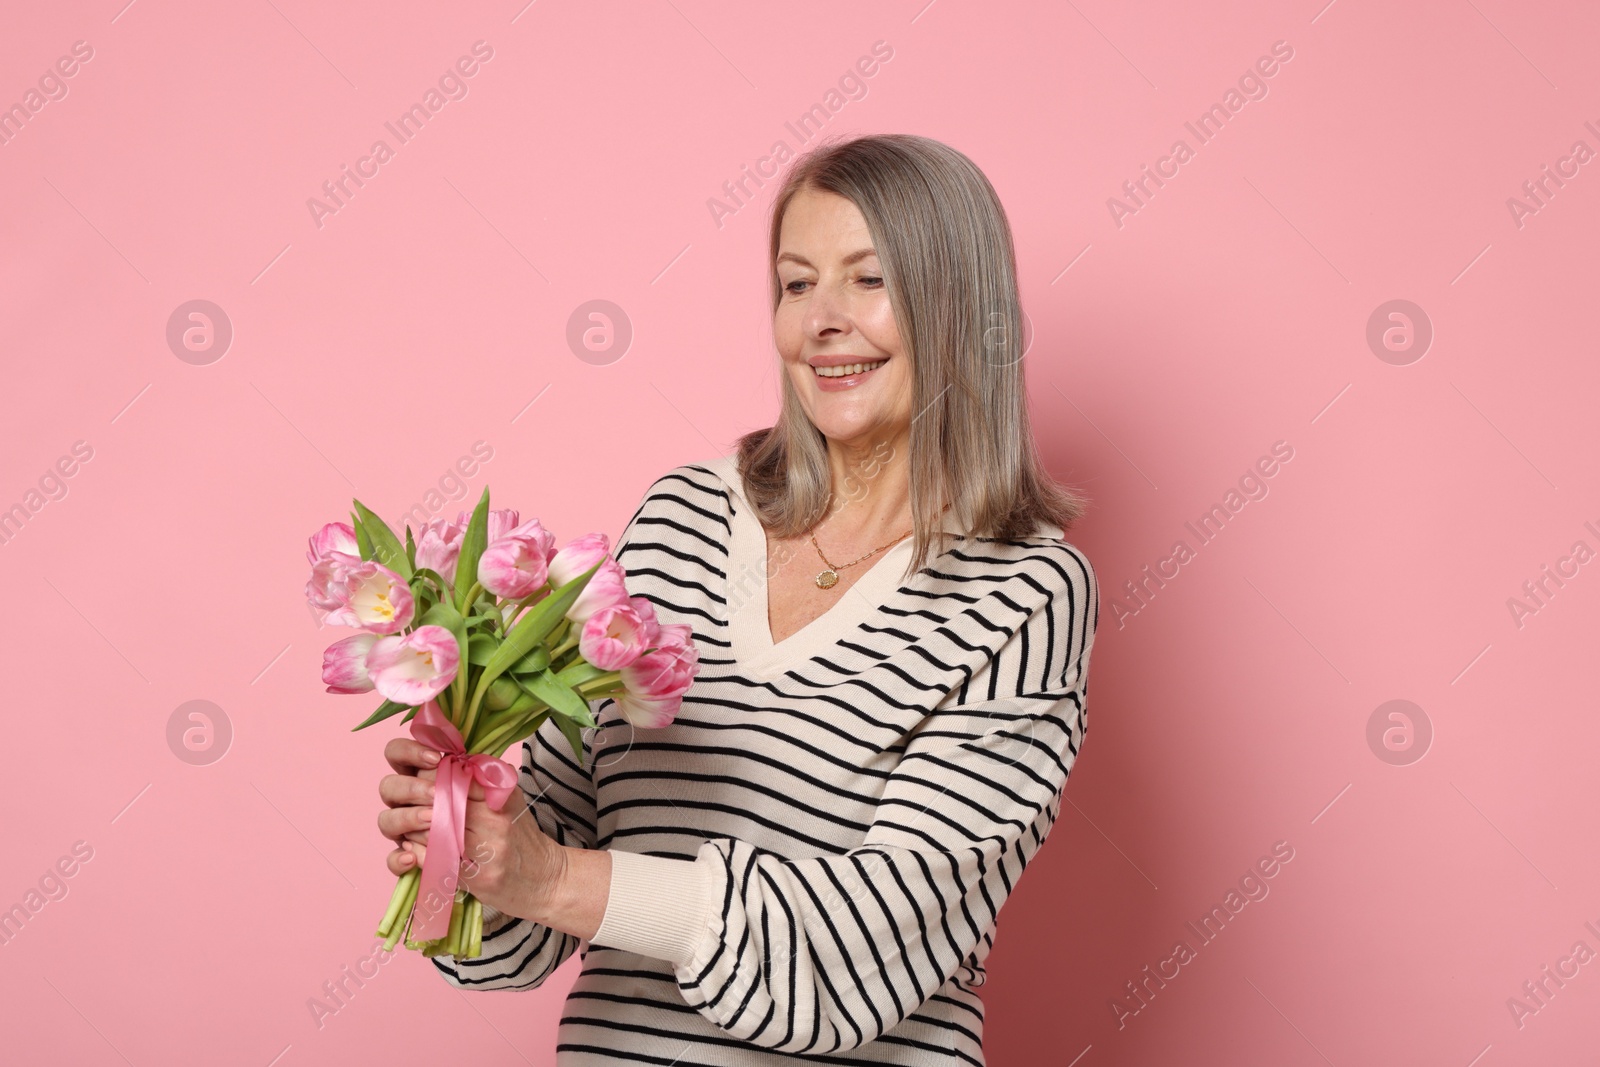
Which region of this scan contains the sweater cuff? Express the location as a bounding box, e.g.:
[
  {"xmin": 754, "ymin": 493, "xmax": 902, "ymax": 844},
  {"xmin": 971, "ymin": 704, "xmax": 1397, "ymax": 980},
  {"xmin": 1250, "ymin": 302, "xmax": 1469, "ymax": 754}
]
[{"xmin": 590, "ymin": 848, "xmax": 721, "ymax": 967}]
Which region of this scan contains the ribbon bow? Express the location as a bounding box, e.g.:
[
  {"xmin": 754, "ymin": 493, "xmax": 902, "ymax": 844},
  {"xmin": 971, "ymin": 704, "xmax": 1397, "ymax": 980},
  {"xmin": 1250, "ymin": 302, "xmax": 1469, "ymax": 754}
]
[{"xmin": 406, "ymin": 699, "xmax": 520, "ymax": 942}]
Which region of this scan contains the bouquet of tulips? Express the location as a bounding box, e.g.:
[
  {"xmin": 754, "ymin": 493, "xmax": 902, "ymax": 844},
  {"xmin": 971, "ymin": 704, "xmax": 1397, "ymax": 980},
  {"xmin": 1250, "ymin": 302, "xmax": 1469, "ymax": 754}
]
[{"xmin": 304, "ymin": 487, "xmax": 698, "ymax": 959}]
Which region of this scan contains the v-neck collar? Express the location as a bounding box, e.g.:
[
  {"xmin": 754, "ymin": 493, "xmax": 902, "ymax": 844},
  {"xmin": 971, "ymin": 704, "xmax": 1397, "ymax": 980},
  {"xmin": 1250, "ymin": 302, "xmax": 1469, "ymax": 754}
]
[{"xmin": 704, "ymin": 453, "xmax": 972, "ymax": 680}]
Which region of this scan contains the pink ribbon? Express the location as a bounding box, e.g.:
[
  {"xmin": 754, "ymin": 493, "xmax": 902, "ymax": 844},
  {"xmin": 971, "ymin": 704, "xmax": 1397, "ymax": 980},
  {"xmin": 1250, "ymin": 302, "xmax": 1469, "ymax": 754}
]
[{"xmin": 406, "ymin": 699, "xmax": 519, "ymax": 942}]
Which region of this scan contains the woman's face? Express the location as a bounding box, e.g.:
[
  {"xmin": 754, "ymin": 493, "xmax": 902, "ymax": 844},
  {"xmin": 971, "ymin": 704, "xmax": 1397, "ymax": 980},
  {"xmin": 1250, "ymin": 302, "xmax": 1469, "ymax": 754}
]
[{"xmin": 773, "ymin": 187, "xmax": 913, "ymax": 451}]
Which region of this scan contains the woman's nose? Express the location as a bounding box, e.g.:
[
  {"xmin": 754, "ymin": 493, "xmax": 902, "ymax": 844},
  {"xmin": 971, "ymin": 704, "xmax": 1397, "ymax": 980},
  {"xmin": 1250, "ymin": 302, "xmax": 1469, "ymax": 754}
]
[{"xmin": 803, "ymin": 280, "xmax": 850, "ymax": 335}]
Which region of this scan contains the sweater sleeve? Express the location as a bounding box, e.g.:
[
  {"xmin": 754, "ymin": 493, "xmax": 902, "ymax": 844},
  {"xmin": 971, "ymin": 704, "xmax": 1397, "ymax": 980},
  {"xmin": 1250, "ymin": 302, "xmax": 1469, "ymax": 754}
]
[
  {"xmin": 590, "ymin": 548, "xmax": 1099, "ymax": 1054},
  {"xmin": 430, "ymin": 708, "xmax": 599, "ymax": 990}
]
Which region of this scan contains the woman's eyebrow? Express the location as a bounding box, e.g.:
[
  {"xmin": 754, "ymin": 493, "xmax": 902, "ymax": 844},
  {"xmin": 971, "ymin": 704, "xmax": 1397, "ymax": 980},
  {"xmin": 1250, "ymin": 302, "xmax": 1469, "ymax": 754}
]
[{"xmin": 776, "ymin": 247, "xmax": 879, "ymax": 268}]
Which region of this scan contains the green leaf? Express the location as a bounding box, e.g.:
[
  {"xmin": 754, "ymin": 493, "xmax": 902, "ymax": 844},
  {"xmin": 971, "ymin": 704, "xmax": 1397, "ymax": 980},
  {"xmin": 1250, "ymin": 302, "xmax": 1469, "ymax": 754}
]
[
  {"xmin": 475, "ymin": 562, "xmax": 602, "ymax": 696},
  {"xmin": 405, "ymin": 525, "xmax": 417, "ymax": 570},
  {"xmin": 411, "ymin": 566, "xmax": 455, "ymax": 604},
  {"xmin": 352, "ymin": 509, "xmax": 374, "ymax": 560},
  {"xmin": 523, "ymin": 668, "xmax": 597, "ymax": 728},
  {"xmin": 352, "ymin": 699, "xmax": 410, "ymax": 732},
  {"xmin": 553, "ymin": 660, "xmax": 609, "ymax": 690},
  {"xmin": 467, "ymin": 632, "xmax": 499, "ymax": 666},
  {"xmin": 508, "ymin": 645, "xmax": 551, "ymax": 676},
  {"xmin": 352, "ymin": 499, "xmax": 412, "ymax": 579},
  {"xmin": 483, "ymin": 676, "xmax": 525, "ymax": 712},
  {"xmin": 550, "ymin": 705, "xmax": 587, "ymax": 764},
  {"xmin": 418, "ymin": 601, "xmax": 465, "ymax": 630},
  {"xmin": 454, "ymin": 486, "xmax": 492, "ymax": 614}
]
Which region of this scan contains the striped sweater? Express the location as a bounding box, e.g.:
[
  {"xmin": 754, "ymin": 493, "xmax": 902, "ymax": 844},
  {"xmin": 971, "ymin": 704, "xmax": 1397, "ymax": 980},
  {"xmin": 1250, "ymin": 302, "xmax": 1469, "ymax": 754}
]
[{"xmin": 431, "ymin": 453, "xmax": 1100, "ymax": 1065}]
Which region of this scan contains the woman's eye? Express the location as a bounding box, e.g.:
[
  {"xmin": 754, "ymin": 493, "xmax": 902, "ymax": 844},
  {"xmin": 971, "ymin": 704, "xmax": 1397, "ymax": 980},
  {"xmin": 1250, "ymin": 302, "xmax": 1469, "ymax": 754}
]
[{"xmin": 783, "ymin": 275, "xmax": 880, "ymax": 293}]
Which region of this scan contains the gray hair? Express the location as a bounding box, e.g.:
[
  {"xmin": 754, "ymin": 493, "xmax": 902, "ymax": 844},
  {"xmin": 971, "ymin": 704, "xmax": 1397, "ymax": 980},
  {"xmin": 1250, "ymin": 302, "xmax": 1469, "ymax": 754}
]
[{"xmin": 736, "ymin": 133, "xmax": 1090, "ymax": 580}]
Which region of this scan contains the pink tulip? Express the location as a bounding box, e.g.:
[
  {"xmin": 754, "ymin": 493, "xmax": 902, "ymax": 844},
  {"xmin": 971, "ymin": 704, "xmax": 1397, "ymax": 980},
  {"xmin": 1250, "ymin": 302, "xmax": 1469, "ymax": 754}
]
[
  {"xmin": 322, "ymin": 561, "xmax": 415, "ymax": 634},
  {"xmin": 366, "ymin": 625, "xmax": 459, "ymax": 704},
  {"xmin": 417, "ymin": 509, "xmax": 523, "ymax": 588},
  {"xmin": 414, "ymin": 516, "xmax": 465, "ymax": 577},
  {"xmin": 322, "ymin": 633, "xmax": 378, "ymax": 694},
  {"xmin": 461, "ymin": 508, "xmax": 522, "ymax": 545},
  {"xmin": 305, "ymin": 522, "xmax": 364, "ymax": 619},
  {"xmin": 548, "ymin": 533, "xmax": 611, "ymax": 588},
  {"xmin": 628, "ymin": 595, "xmax": 662, "ymax": 647},
  {"xmin": 579, "ymin": 602, "xmax": 654, "ymax": 671},
  {"xmin": 649, "ymin": 620, "xmax": 693, "ymax": 655},
  {"xmin": 307, "ymin": 521, "xmax": 358, "ymax": 565},
  {"xmin": 306, "ymin": 553, "xmax": 359, "ymax": 618},
  {"xmin": 478, "ymin": 518, "xmax": 557, "ymax": 599},
  {"xmin": 566, "ymin": 558, "xmax": 631, "ymax": 623},
  {"xmin": 614, "ymin": 623, "xmax": 697, "ymax": 728}
]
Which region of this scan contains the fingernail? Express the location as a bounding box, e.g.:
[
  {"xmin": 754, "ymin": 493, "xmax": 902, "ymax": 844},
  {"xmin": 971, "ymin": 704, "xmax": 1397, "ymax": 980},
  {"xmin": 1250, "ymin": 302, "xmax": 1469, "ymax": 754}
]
[
  {"xmin": 400, "ymin": 852, "xmax": 413, "ymax": 865},
  {"xmin": 423, "ymin": 750, "xmax": 440, "ymax": 765},
  {"xmin": 426, "ymin": 785, "xmax": 436, "ymax": 800},
  {"xmin": 421, "ymin": 809, "xmax": 432, "ymax": 823}
]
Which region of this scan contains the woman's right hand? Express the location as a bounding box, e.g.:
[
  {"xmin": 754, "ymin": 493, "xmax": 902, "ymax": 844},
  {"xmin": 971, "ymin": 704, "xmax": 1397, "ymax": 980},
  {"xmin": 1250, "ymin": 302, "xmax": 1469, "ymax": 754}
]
[{"xmin": 378, "ymin": 737, "xmax": 442, "ymax": 878}]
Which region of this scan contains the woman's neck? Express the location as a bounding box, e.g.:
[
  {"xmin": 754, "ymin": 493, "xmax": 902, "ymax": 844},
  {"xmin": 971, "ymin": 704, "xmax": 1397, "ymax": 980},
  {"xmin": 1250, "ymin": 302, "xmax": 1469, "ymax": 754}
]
[{"xmin": 817, "ymin": 433, "xmax": 914, "ymax": 541}]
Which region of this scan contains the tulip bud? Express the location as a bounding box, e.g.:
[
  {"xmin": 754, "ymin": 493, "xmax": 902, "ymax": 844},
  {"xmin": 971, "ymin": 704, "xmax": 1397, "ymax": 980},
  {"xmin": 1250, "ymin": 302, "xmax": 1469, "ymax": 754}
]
[{"xmin": 484, "ymin": 676, "xmax": 524, "ymax": 713}]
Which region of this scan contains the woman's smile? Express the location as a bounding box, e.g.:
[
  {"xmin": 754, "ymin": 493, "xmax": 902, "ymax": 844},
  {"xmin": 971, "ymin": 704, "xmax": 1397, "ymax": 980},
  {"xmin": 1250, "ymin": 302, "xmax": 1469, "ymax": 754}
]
[{"xmin": 809, "ymin": 355, "xmax": 890, "ymax": 391}]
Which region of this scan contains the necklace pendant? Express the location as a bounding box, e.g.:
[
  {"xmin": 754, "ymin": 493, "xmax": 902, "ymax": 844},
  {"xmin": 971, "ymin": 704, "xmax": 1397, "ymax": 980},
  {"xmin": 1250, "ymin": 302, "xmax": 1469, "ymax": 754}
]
[{"xmin": 815, "ymin": 569, "xmax": 839, "ymax": 589}]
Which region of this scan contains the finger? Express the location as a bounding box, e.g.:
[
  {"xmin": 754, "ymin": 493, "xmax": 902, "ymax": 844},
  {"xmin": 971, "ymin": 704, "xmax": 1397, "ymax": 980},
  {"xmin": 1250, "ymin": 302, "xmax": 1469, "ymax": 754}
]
[
  {"xmin": 466, "ymin": 781, "xmax": 521, "ymax": 813},
  {"xmin": 378, "ymin": 772, "xmax": 436, "ymax": 809},
  {"xmin": 384, "ymin": 737, "xmax": 443, "ymax": 775},
  {"xmin": 386, "ymin": 847, "xmax": 417, "ymax": 877},
  {"xmin": 376, "ymin": 804, "xmax": 433, "ymax": 843}
]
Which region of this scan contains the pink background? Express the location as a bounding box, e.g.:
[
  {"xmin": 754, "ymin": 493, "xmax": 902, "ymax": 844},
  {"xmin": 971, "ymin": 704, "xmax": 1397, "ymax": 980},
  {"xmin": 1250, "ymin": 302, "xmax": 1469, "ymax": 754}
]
[{"xmin": 2, "ymin": 1, "xmax": 1597, "ymax": 1063}]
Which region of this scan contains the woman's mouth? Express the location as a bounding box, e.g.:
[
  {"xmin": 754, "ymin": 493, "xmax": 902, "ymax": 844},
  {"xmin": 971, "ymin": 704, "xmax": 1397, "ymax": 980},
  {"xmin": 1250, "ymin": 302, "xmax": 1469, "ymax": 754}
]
[{"xmin": 812, "ymin": 359, "xmax": 887, "ymax": 390}]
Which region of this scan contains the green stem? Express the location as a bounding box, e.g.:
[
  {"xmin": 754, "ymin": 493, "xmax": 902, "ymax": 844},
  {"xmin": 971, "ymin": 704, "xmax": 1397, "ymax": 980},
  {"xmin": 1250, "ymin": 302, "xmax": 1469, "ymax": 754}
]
[
  {"xmin": 465, "ymin": 896, "xmax": 483, "ymax": 958},
  {"xmin": 380, "ymin": 868, "xmax": 421, "ymax": 951},
  {"xmin": 470, "ymin": 685, "xmax": 541, "ymax": 742},
  {"xmin": 460, "ymin": 680, "xmax": 489, "ymax": 747},
  {"xmin": 475, "ymin": 707, "xmax": 551, "ymax": 758},
  {"xmin": 376, "ymin": 867, "xmax": 417, "ymax": 938},
  {"xmin": 446, "ymin": 891, "xmax": 467, "ymax": 956},
  {"xmin": 548, "ymin": 627, "xmax": 579, "ymax": 661},
  {"xmin": 459, "ymin": 580, "xmax": 484, "ymax": 613},
  {"xmin": 505, "ymin": 586, "xmax": 554, "ymax": 629},
  {"xmin": 576, "ymin": 672, "xmax": 624, "ymax": 697},
  {"xmin": 450, "ymin": 664, "xmax": 467, "ymax": 728}
]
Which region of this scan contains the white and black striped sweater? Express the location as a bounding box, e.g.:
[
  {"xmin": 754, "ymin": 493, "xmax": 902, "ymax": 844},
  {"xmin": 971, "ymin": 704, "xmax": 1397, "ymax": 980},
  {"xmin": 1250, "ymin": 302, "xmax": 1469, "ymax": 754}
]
[{"xmin": 432, "ymin": 454, "xmax": 1100, "ymax": 1065}]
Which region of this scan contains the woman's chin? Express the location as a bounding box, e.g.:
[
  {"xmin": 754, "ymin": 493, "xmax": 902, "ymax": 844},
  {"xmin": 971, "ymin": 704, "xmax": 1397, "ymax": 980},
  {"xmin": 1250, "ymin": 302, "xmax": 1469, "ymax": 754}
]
[{"xmin": 807, "ymin": 411, "xmax": 897, "ymax": 447}]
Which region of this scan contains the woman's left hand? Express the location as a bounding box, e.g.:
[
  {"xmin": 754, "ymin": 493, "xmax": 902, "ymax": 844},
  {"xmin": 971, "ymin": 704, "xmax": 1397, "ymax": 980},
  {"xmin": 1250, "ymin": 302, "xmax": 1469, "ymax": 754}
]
[{"xmin": 401, "ymin": 774, "xmax": 567, "ymax": 924}]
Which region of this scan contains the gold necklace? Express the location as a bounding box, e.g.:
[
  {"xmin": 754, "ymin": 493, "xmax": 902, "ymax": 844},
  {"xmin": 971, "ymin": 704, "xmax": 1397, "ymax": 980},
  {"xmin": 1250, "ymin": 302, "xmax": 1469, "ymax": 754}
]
[{"xmin": 808, "ymin": 524, "xmax": 912, "ymax": 589}]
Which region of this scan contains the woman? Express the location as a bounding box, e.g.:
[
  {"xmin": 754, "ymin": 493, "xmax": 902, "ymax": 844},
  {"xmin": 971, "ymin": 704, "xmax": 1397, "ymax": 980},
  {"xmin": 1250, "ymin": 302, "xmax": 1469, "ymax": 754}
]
[{"xmin": 378, "ymin": 133, "xmax": 1100, "ymax": 1064}]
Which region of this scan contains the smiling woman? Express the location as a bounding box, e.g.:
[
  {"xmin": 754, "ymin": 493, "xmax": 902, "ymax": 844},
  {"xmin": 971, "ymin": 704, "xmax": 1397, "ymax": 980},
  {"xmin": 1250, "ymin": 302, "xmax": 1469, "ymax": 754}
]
[{"xmin": 383, "ymin": 133, "xmax": 1101, "ymax": 1065}]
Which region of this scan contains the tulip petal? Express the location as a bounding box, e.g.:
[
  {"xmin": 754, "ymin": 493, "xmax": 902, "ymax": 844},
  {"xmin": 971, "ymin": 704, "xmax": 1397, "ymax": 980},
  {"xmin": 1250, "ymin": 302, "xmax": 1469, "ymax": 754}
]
[
  {"xmin": 322, "ymin": 633, "xmax": 378, "ymax": 693},
  {"xmin": 367, "ymin": 625, "xmax": 460, "ymax": 704}
]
